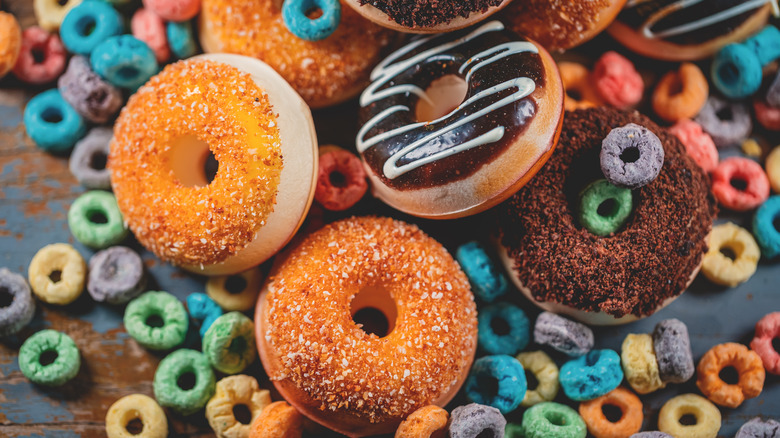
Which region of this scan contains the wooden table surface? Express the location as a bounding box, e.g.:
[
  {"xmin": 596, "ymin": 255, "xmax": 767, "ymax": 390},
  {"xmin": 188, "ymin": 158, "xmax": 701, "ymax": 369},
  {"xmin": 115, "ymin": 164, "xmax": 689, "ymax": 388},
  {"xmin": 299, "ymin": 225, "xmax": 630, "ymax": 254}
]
[{"xmin": 1, "ymin": 0, "xmax": 779, "ymax": 437}]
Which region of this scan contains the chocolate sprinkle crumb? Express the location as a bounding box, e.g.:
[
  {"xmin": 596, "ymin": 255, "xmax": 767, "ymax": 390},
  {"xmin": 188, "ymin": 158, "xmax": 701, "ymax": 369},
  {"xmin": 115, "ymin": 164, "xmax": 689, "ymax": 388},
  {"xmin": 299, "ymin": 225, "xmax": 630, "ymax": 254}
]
[{"xmin": 362, "ymin": 0, "xmax": 503, "ymax": 28}]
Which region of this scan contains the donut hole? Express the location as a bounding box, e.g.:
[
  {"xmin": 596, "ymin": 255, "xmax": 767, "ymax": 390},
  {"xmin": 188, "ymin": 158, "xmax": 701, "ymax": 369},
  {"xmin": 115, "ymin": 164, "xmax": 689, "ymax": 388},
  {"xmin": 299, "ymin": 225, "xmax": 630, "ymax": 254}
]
[
  {"xmin": 620, "ymin": 146, "xmax": 640, "ymax": 163},
  {"xmin": 719, "ymin": 365, "xmax": 740, "ymax": 385},
  {"xmin": 350, "ymin": 284, "xmax": 397, "ymax": 338},
  {"xmin": 41, "ymin": 107, "xmax": 63, "ymax": 124},
  {"xmin": 31, "ymin": 47, "xmax": 46, "ymax": 64},
  {"xmin": 225, "ymin": 275, "xmax": 248, "ymax": 294},
  {"xmin": 87, "ymin": 209, "xmax": 109, "ymax": 225},
  {"xmin": 177, "ymin": 371, "xmax": 196, "ymax": 390},
  {"xmin": 76, "ymin": 16, "xmax": 97, "ymax": 37},
  {"xmin": 232, "ymin": 403, "xmax": 253, "ymax": 424},
  {"xmin": 490, "ymin": 316, "xmax": 511, "ymax": 336},
  {"xmin": 49, "ymin": 270, "xmax": 62, "ymax": 283},
  {"xmin": 145, "ymin": 314, "xmax": 164, "ymax": 328},
  {"xmin": 415, "ymin": 75, "xmax": 468, "ymax": 123},
  {"xmin": 169, "ymin": 135, "xmax": 220, "ymax": 188},
  {"xmin": 716, "ymin": 105, "xmax": 734, "ymax": 121},
  {"xmin": 0, "ymin": 287, "xmax": 13, "ymax": 308},
  {"xmin": 305, "ymin": 7, "xmax": 323, "ymax": 19},
  {"xmin": 125, "ymin": 417, "xmax": 144, "ymax": 435},
  {"xmin": 524, "ymin": 369, "xmax": 539, "ymax": 390},
  {"xmin": 718, "ymin": 63, "xmax": 740, "ymax": 88},
  {"xmin": 90, "ymin": 151, "xmax": 108, "ymax": 171},
  {"xmin": 601, "ymin": 403, "xmax": 623, "ymax": 423},
  {"xmin": 730, "ymin": 177, "xmax": 748, "ymax": 191},
  {"xmin": 719, "ymin": 245, "xmax": 738, "ymax": 261},
  {"xmin": 679, "ymin": 413, "xmax": 698, "ymax": 426},
  {"xmin": 39, "ymin": 349, "xmax": 58, "ymax": 366},
  {"xmin": 597, "ymin": 198, "xmax": 619, "ymax": 218}
]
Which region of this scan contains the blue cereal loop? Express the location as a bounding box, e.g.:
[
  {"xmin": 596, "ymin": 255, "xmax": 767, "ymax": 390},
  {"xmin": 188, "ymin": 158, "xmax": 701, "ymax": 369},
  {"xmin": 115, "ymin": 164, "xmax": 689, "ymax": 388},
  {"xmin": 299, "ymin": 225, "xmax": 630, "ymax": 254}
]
[
  {"xmin": 166, "ymin": 21, "xmax": 197, "ymax": 60},
  {"xmin": 559, "ymin": 349, "xmax": 623, "ymax": 401},
  {"xmin": 712, "ymin": 44, "xmax": 762, "ymax": 99},
  {"xmin": 753, "ymin": 195, "xmax": 780, "ymax": 259},
  {"xmin": 477, "ymin": 303, "xmax": 530, "ymax": 356},
  {"xmin": 90, "ymin": 35, "xmax": 158, "ymax": 90},
  {"xmin": 282, "ymin": 0, "xmax": 341, "ymax": 41},
  {"xmin": 455, "ymin": 241, "xmax": 508, "ymax": 303},
  {"xmin": 186, "ymin": 293, "xmax": 223, "ymax": 338},
  {"xmin": 60, "ymin": 0, "xmax": 123, "ymax": 56},
  {"xmin": 465, "ymin": 355, "xmax": 527, "ymax": 414},
  {"xmin": 24, "ymin": 89, "xmax": 86, "ymax": 152}
]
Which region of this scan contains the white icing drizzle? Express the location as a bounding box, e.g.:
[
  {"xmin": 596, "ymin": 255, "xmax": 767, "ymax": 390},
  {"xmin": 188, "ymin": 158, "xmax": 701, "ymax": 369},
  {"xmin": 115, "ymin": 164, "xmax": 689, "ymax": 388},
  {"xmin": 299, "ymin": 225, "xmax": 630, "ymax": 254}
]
[{"xmin": 357, "ymin": 21, "xmax": 539, "ymax": 180}]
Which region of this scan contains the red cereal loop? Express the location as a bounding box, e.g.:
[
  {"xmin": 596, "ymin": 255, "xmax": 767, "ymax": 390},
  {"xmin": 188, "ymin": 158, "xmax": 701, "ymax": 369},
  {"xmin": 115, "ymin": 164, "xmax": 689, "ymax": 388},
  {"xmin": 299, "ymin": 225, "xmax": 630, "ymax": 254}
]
[
  {"xmin": 669, "ymin": 119, "xmax": 719, "ymax": 173},
  {"xmin": 750, "ymin": 312, "xmax": 780, "ymax": 375},
  {"xmin": 12, "ymin": 26, "xmax": 66, "ymax": 84},
  {"xmin": 754, "ymin": 99, "xmax": 780, "ymax": 131},
  {"xmin": 592, "ymin": 51, "xmax": 644, "ymax": 109},
  {"xmin": 314, "ymin": 148, "xmax": 368, "ymax": 211},
  {"xmin": 711, "ymin": 157, "xmax": 770, "ymax": 211},
  {"xmin": 131, "ymin": 8, "xmax": 170, "ymax": 64}
]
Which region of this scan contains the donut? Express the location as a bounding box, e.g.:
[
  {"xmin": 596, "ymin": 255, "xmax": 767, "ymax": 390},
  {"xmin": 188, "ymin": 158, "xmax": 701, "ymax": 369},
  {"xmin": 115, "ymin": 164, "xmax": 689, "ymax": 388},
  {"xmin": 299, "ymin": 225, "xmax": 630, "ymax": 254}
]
[
  {"xmin": 357, "ymin": 21, "xmax": 563, "ymax": 219},
  {"xmin": 343, "ymin": 0, "xmax": 511, "ymax": 33},
  {"xmin": 608, "ymin": 0, "xmax": 774, "ymax": 61},
  {"xmin": 110, "ymin": 55, "xmax": 318, "ymax": 275},
  {"xmin": 496, "ymin": 108, "xmax": 716, "ymax": 325},
  {"xmin": 255, "ymin": 216, "xmax": 477, "ymax": 436},
  {"xmin": 199, "ymin": 0, "xmax": 397, "ymax": 108}
]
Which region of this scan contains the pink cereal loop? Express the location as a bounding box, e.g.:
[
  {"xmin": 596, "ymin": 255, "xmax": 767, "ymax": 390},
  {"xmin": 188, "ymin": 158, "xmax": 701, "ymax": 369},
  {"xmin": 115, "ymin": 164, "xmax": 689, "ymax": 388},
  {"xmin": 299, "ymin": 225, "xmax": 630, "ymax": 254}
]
[
  {"xmin": 754, "ymin": 100, "xmax": 780, "ymax": 131},
  {"xmin": 142, "ymin": 0, "xmax": 200, "ymax": 22},
  {"xmin": 669, "ymin": 119, "xmax": 719, "ymax": 173},
  {"xmin": 750, "ymin": 312, "xmax": 780, "ymax": 375},
  {"xmin": 12, "ymin": 26, "xmax": 66, "ymax": 84},
  {"xmin": 131, "ymin": 8, "xmax": 170, "ymax": 63},
  {"xmin": 592, "ymin": 51, "xmax": 644, "ymax": 109},
  {"xmin": 314, "ymin": 148, "xmax": 368, "ymax": 211},
  {"xmin": 711, "ymin": 157, "xmax": 770, "ymax": 211}
]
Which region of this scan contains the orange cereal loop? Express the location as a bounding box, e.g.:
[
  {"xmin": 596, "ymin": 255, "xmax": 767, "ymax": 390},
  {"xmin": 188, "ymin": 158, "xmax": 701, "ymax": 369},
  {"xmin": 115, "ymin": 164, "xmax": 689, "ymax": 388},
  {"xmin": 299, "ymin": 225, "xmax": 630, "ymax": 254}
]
[
  {"xmin": 578, "ymin": 387, "xmax": 643, "ymax": 438},
  {"xmin": 395, "ymin": 405, "xmax": 448, "ymax": 438},
  {"xmin": 249, "ymin": 401, "xmax": 305, "ymax": 438},
  {"xmin": 559, "ymin": 62, "xmax": 603, "ymax": 111},
  {"xmin": 652, "ymin": 63, "xmax": 709, "ymax": 122},
  {"xmin": 696, "ymin": 342, "xmax": 766, "ymax": 408}
]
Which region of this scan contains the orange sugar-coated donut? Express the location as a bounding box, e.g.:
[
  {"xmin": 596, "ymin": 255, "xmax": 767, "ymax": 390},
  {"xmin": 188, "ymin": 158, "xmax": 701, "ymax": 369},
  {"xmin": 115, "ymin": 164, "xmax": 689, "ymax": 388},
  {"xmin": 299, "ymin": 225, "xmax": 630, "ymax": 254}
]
[
  {"xmin": 578, "ymin": 387, "xmax": 643, "ymax": 438},
  {"xmin": 111, "ymin": 55, "xmax": 318, "ymax": 275},
  {"xmin": 395, "ymin": 405, "xmax": 448, "ymax": 438},
  {"xmin": 559, "ymin": 62, "xmax": 603, "ymax": 112},
  {"xmin": 199, "ymin": 0, "xmax": 397, "ymax": 109},
  {"xmin": 696, "ymin": 342, "xmax": 766, "ymax": 408},
  {"xmin": 249, "ymin": 401, "xmax": 306, "ymax": 438},
  {"xmin": 255, "ymin": 216, "xmax": 478, "ymax": 437},
  {"xmin": 652, "ymin": 63, "xmax": 709, "ymax": 123}
]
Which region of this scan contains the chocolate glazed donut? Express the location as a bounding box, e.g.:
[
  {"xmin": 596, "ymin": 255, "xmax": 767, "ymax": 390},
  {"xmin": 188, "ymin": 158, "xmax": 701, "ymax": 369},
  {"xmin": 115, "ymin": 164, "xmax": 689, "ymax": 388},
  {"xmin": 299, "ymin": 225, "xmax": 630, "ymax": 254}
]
[{"xmin": 357, "ymin": 21, "xmax": 564, "ymax": 218}]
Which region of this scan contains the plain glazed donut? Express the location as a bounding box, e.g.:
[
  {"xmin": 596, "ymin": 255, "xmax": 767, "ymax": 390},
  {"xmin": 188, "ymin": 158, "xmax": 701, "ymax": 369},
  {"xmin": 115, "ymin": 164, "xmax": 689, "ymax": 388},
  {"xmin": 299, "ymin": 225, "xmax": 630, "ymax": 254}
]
[
  {"xmin": 199, "ymin": 0, "xmax": 396, "ymax": 108},
  {"xmin": 110, "ymin": 55, "xmax": 318, "ymax": 275},
  {"xmin": 357, "ymin": 21, "xmax": 563, "ymax": 219},
  {"xmin": 255, "ymin": 216, "xmax": 478, "ymax": 437},
  {"xmin": 344, "ymin": 0, "xmax": 511, "ymax": 33}
]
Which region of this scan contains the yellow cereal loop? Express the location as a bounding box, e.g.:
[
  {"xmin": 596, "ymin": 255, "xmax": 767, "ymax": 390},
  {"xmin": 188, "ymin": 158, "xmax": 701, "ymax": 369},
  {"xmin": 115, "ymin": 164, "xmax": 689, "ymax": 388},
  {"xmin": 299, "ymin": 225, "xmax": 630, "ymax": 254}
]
[
  {"xmin": 741, "ymin": 139, "xmax": 762, "ymax": 158},
  {"xmin": 206, "ymin": 267, "xmax": 263, "ymax": 312},
  {"xmin": 206, "ymin": 374, "xmax": 271, "ymax": 438},
  {"xmin": 621, "ymin": 333, "xmax": 665, "ymax": 394},
  {"xmin": 105, "ymin": 394, "xmax": 168, "ymax": 438},
  {"xmin": 701, "ymin": 223, "xmax": 760, "ymax": 287},
  {"xmin": 33, "ymin": 0, "xmax": 82, "ymax": 32},
  {"xmin": 28, "ymin": 243, "xmax": 86, "ymax": 305},
  {"xmin": 516, "ymin": 350, "xmax": 559, "ymax": 407},
  {"xmin": 766, "ymin": 146, "xmax": 780, "ymax": 193},
  {"xmin": 658, "ymin": 393, "xmax": 721, "ymax": 438}
]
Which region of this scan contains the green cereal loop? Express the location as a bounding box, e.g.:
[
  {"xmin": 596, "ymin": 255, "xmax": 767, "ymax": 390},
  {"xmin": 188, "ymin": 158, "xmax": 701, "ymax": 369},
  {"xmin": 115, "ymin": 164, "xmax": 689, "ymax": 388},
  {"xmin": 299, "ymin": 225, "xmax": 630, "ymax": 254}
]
[
  {"xmin": 124, "ymin": 291, "xmax": 188, "ymax": 351},
  {"xmin": 153, "ymin": 349, "xmax": 215, "ymax": 415},
  {"xmin": 203, "ymin": 312, "xmax": 256, "ymax": 374},
  {"xmin": 67, "ymin": 190, "xmax": 128, "ymax": 249},
  {"xmin": 578, "ymin": 179, "xmax": 633, "ymax": 237},
  {"xmin": 521, "ymin": 402, "xmax": 587, "ymax": 438},
  {"xmin": 19, "ymin": 329, "xmax": 81, "ymax": 386}
]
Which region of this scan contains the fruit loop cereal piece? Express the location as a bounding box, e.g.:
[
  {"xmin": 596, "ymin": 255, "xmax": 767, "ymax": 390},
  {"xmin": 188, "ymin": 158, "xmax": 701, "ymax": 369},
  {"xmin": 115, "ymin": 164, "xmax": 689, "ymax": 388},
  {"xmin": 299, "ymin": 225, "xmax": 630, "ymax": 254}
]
[
  {"xmin": 600, "ymin": 123, "xmax": 664, "ymax": 189},
  {"xmin": 448, "ymin": 403, "xmax": 506, "ymax": 438},
  {"xmin": 533, "ymin": 311, "xmax": 594, "ymax": 357},
  {"xmin": 652, "ymin": 63, "xmax": 708, "ymax": 122},
  {"xmin": 68, "ymin": 191, "xmax": 129, "ymax": 249},
  {"xmin": 394, "ymin": 405, "xmax": 448, "ymax": 438},
  {"xmin": 166, "ymin": 21, "xmax": 197, "ymax": 59},
  {"xmin": 69, "ymin": 127, "xmax": 112, "ymax": 190},
  {"xmin": 712, "ymin": 26, "xmax": 780, "ymax": 99},
  {"xmin": 658, "ymin": 394, "xmax": 721, "ymax": 438},
  {"xmin": 124, "ymin": 291, "xmax": 189, "ymax": 351},
  {"xmin": 0, "ymin": 268, "xmax": 35, "ymax": 337},
  {"xmin": 314, "ymin": 148, "xmax": 368, "ymax": 211},
  {"xmin": 12, "ymin": 26, "xmax": 66, "ymax": 84},
  {"xmin": 621, "ymin": 334, "xmax": 665, "ymax": 394},
  {"xmin": 668, "ymin": 119, "xmax": 718, "ymax": 173},
  {"xmin": 753, "ymin": 196, "xmax": 780, "ymax": 259},
  {"xmin": 203, "ymin": 312, "xmax": 256, "ymax": 374},
  {"xmin": 131, "ymin": 9, "xmax": 170, "ymax": 64},
  {"xmin": 579, "ymin": 387, "xmax": 643, "ymax": 438},
  {"xmin": 153, "ymin": 349, "xmax": 216, "ymax": 415},
  {"xmin": 477, "ymin": 302, "xmax": 530, "ymax": 356},
  {"xmin": 105, "ymin": 394, "xmax": 168, "ymax": 438},
  {"xmin": 58, "ymin": 57, "xmax": 123, "ymax": 124},
  {"xmin": 751, "ymin": 312, "xmax": 780, "ymax": 375},
  {"xmin": 767, "ymin": 146, "xmax": 780, "ymax": 193},
  {"xmin": 143, "ymin": 0, "xmax": 200, "ymax": 22},
  {"xmin": 18, "ymin": 329, "xmax": 80, "ymax": 386},
  {"xmin": 249, "ymin": 401, "xmax": 306, "ymax": 438},
  {"xmin": 559, "ymin": 350, "xmax": 623, "ymax": 401},
  {"xmin": 186, "ymin": 292, "xmax": 223, "ymax": 337},
  {"xmin": 592, "ymin": 51, "xmax": 644, "ymax": 109},
  {"xmin": 24, "ymin": 89, "xmax": 86, "ymax": 152},
  {"xmin": 33, "ymin": 0, "xmax": 82, "ymax": 32},
  {"xmin": 516, "ymin": 351, "xmax": 559, "ymax": 407},
  {"xmin": 282, "ymin": 0, "xmax": 341, "ymax": 42},
  {"xmin": 701, "ymin": 222, "xmax": 760, "ymax": 287},
  {"xmin": 206, "ymin": 268, "xmax": 263, "ymax": 312},
  {"xmin": 559, "ymin": 62, "xmax": 602, "ymax": 111},
  {"xmin": 695, "ymin": 95, "xmax": 752, "ymax": 148},
  {"xmin": 742, "ymin": 139, "xmax": 763, "ymax": 158},
  {"xmin": 455, "ymin": 241, "xmax": 508, "ymax": 303},
  {"xmin": 696, "ymin": 342, "xmax": 765, "ymax": 408},
  {"xmin": 630, "ymin": 433, "xmax": 673, "ymax": 438},
  {"xmin": 711, "ymin": 157, "xmax": 770, "ymax": 211},
  {"xmin": 87, "ymin": 246, "xmax": 146, "ymax": 305},
  {"xmin": 0, "ymin": 12, "xmax": 21, "ymax": 79},
  {"xmin": 90, "ymin": 35, "xmax": 158, "ymax": 90},
  {"xmin": 206, "ymin": 374, "xmax": 271, "ymax": 438},
  {"xmin": 60, "ymin": 1, "xmax": 123, "ymax": 56},
  {"xmin": 464, "ymin": 355, "xmax": 526, "ymax": 414},
  {"xmin": 28, "ymin": 243, "xmax": 85, "ymax": 305},
  {"xmin": 521, "ymin": 402, "xmax": 586, "ymax": 438},
  {"xmin": 754, "ymin": 99, "xmax": 780, "ymax": 131},
  {"xmin": 652, "ymin": 318, "xmax": 694, "ymax": 384},
  {"xmin": 578, "ymin": 179, "xmax": 633, "ymax": 237},
  {"xmin": 736, "ymin": 417, "xmax": 780, "ymax": 438}
]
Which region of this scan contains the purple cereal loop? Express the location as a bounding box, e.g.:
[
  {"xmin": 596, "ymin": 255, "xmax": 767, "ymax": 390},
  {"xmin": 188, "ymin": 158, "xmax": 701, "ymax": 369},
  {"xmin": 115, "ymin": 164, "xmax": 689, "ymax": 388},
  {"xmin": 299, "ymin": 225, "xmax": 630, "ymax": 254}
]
[
  {"xmin": 69, "ymin": 127, "xmax": 112, "ymax": 189},
  {"xmin": 87, "ymin": 246, "xmax": 146, "ymax": 304},
  {"xmin": 58, "ymin": 55, "xmax": 123, "ymax": 124},
  {"xmin": 600, "ymin": 123, "xmax": 664, "ymax": 189}
]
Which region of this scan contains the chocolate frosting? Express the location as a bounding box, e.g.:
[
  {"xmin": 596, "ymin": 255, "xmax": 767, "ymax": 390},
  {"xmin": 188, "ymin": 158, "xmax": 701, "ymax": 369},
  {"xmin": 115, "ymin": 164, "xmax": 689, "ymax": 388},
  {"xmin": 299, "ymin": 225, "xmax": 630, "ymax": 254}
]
[{"xmin": 361, "ymin": 0, "xmax": 503, "ymax": 28}]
